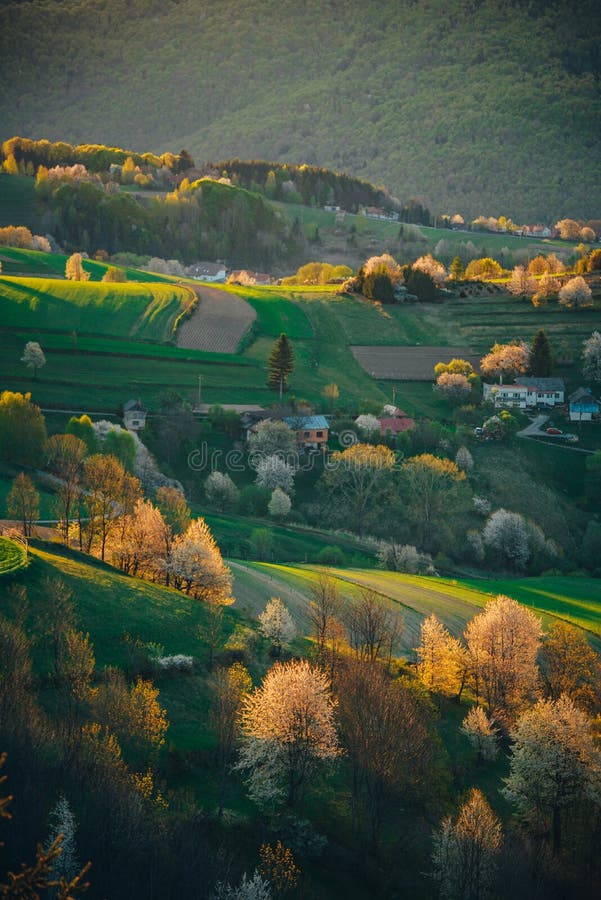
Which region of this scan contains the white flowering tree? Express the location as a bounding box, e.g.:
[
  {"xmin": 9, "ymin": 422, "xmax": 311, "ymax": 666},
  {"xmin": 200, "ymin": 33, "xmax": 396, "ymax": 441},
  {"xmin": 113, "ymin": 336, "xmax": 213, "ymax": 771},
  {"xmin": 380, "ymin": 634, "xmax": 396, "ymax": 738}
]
[
  {"xmin": 255, "ymin": 455, "xmax": 295, "ymax": 494},
  {"xmin": 435, "ymin": 373, "xmax": 472, "ymax": 403},
  {"xmin": 431, "ymin": 789, "xmax": 502, "ymax": 900},
  {"xmin": 413, "ymin": 253, "xmax": 447, "ymax": 285},
  {"xmin": 267, "ymin": 487, "xmax": 291, "ymax": 519},
  {"xmin": 461, "ymin": 707, "xmax": 498, "ymax": 763},
  {"xmin": 21, "ymin": 341, "xmax": 46, "ymax": 380},
  {"xmin": 258, "ymin": 597, "xmax": 296, "ymax": 654},
  {"xmin": 503, "ymin": 695, "xmax": 601, "ymax": 855},
  {"xmin": 46, "ymin": 796, "xmax": 80, "ymax": 884},
  {"xmin": 248, "ymin": 419, "xmax": 296, "ymax": 456},
  {"xmin": 508, "ymin": 265, "xmax": 537, "ymax": 297},
  {"xmin": 168, "ymin": 517, "xmax": 232, "ymax": 602},
  {"xmin": 481, "ymin": 508, "xmax": 530, "ymax": 571},
  {"xmin": 354, "ymin": 413, "xmax": 381, "ymax": 435},
  {"xmin": 582, "ymin": 331, "xmax": 601, "ymax": 382},
  {"xmin": 205, "ymin": 471, "xmax": 239, "ymax": 510},
  {"xmin": 237, "ymin": 659, "xmax": 341, "ymax": 806},
  {"xmin": 559, "ymin": 276, "xmax": 593, "ymax": 309},
  {"xmin": 455, "ymin": 446, "xmax": 473, "ymax": 472},
  {"xmin": 480, "ymin": 342, "xmax": 530, "ymax": 383}
]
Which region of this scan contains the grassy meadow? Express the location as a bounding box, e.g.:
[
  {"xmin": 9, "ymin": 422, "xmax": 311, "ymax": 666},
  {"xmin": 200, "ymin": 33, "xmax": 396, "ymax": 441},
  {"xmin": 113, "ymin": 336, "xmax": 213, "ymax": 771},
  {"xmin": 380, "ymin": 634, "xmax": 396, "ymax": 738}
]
[{"xmin": 1, "ymin": 254, "xmax": 599, "ymax": 413}]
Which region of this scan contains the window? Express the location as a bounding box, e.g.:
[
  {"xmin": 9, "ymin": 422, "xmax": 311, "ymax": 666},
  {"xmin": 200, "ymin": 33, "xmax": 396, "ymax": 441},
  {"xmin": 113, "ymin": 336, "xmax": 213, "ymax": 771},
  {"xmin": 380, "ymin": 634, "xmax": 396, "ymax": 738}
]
[
  {"xmin": 304, "ymin": 431, "xmax": 310, "ymax": 437},
  {"xmin": 316, "ymin": 431, "xmax": 323, "ymax": 437}
]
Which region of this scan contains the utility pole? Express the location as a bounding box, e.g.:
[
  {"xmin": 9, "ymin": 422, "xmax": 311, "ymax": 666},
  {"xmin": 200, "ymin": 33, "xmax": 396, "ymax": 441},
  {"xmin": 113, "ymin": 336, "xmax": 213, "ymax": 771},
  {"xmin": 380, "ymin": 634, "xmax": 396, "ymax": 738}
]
[{"xmin": 198, "ymin": 374, "xmax": 202, "ymax": 409}]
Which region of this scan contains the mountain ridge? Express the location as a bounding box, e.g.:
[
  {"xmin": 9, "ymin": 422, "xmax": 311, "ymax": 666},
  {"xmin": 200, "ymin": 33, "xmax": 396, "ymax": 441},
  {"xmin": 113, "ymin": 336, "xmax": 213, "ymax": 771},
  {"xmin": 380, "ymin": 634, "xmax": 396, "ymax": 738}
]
[{"xmin": 1, "ymin": 0, "xmax": 600, "ymax": 219}]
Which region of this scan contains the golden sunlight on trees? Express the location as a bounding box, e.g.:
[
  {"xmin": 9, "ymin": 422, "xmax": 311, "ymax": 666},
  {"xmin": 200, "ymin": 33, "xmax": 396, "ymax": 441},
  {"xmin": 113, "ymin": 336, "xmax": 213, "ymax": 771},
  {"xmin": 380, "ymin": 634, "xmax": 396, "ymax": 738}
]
[
  {"xmin": 65, "ymin": 252, "xmax": 90, "ymax": 281},
  {"xmin": 211, "ymin": 662, "xmax": 252, "ymax": 817},
  {"xmin": 465, "ymin": 596, "xmax": 542, "ymax": 722},
  {"xmin": 238, "ymin": 659, "xmax": 341, "ymax": 807},
  {"xmin": 432, "ymin": 789, "xmax": 502, "ymax": 900},
  {"xmin": 323, "ymin": 443, "xmax": 395, "ymax": 535},
  {"xmin": 480, "ymin": 342, "xmax": 530, "ymax": 382},
  {"xmin": 416, "ymin": 614, "xmax": 466, "ymax": 699}
]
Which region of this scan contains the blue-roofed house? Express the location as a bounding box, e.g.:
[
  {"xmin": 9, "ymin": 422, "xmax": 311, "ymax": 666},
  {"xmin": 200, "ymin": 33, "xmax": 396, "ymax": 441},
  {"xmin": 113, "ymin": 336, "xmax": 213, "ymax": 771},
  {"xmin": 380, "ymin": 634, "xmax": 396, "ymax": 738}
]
[
  {"xmin": 284, "ymin": 415, "xmax": 329, "ymax": 450},
  {"xmin": 569, "ymin": 388, "xmax": 601, "ymax": 422}
]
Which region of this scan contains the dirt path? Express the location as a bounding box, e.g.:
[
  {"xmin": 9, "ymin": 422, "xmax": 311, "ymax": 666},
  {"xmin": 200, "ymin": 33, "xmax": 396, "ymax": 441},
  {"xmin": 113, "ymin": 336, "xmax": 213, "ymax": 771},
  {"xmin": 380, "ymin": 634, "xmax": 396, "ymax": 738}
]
[{"xmin": 176, "ymin": 285, "xmax": 256, "ymax": 353}]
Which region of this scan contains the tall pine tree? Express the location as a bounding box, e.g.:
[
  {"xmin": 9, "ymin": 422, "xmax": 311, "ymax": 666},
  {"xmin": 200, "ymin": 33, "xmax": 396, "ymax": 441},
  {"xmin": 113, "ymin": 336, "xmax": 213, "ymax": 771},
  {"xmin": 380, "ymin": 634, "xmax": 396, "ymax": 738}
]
[
  {"xmin": 267, "ymin": 333, "xmax": 294, "ymax": 397},
  {"xmin": 529, "ymin": 329, "xmax": 552, "ymax": 376}
]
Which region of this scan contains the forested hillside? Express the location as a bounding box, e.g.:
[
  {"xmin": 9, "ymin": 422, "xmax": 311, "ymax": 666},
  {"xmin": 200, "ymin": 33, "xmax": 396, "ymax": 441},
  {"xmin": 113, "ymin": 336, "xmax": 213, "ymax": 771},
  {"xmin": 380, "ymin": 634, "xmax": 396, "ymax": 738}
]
[{"xmin": 1, "ymin": 0, "xmax": 599, "ymax": 221}]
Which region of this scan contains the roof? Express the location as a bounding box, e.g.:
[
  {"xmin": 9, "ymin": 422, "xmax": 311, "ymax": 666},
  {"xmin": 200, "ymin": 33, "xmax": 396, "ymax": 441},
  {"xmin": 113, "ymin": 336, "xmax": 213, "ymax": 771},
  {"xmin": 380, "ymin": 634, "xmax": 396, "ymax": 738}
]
[
  {"xmin": 284, "ymin": 415, "xmax": 329, "ymax": 431},
  {"xmin": 188, "ymin": 261, "xmax": 226, "ymax": 277},
  {"xmin": 569, "ymin": 387, "xmax": 600, "ymax": 405},
  {"xmin": 379, "ymin": 416, "xmax": 415, "ymax": 434},
  {"xmin": 515, "ymin": 377, "xmax": 565, "ymax": 392},
  {"xmin": 123, "ymin": 399, "xmax": 145, "ymax": 412}
]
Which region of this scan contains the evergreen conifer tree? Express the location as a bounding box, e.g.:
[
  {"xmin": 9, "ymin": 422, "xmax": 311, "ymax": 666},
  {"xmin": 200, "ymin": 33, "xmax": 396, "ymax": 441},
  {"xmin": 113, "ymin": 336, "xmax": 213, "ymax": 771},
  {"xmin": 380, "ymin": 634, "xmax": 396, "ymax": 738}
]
[
  {"xmin": 267, "ymin": 333, "xmax": 294, "ymax": 397},
  {"xmin": 529, "ymin": 329, "xmax": 552, "ymax": 376}
]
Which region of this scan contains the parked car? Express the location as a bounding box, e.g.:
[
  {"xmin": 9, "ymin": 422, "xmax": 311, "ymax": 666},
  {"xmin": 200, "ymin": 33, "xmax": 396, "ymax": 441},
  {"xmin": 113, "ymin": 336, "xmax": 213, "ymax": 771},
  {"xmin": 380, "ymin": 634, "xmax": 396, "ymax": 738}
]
[{"xmin": 546, "ymin": 427, "xmax": 563, "ymax": 435}]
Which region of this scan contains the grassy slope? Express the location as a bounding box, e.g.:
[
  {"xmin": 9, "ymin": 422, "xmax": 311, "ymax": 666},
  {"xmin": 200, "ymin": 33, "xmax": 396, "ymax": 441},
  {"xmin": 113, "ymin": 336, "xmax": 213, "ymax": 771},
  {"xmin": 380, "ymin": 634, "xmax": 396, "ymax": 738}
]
[
  {"xmin": 0, "ymin": 536, "xmax": 28, "ymax": 575},
  {"xmin": 234, "ymin": 563, "xmax": 601, "ymax": 654},
  {"xmin": 0, "ymin": 276, "xmax": 191, "ymax": 341},
  {"xmin": 1, "ymin": 259, "xmax": 598, "ymax": 413},
  {"xmin": 1, "ymin": 1, "xmax": 600, "ymax": 220}
]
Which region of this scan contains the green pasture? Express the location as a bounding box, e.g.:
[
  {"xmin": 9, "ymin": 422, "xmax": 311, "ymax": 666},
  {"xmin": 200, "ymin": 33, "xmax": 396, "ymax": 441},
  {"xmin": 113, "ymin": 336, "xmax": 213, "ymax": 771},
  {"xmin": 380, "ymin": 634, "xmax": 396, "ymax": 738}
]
[
  {"xmin": 0, "ymin": 536, "xmax": 28, "ymax": 575},
  {"xmin": 203, "ymin": 510, "xmax": 376, "ymax": 567},
  {"xmin": 0, "ymin": 244, "xmax": 169, "ymax": 283},
  {"xmin": 274, "ymin": 201, "xmax": 583, "ymax": 257},
  {"xmin": 0, "ymin": 276, "xmax": 192, "ymax": 341}
]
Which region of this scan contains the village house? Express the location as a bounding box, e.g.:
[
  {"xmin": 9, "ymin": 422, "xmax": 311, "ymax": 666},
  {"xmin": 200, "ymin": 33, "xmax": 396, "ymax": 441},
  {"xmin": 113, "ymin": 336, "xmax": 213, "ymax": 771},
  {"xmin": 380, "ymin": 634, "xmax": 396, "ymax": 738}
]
[
  {"xmin": 284, "ymin": 414, "xmax": 329, "ymax": 450},
  {"xmin": 378, "ymin": 407, "xmax": 415, "ymax": 437},
  {"xmin": 228, "ymin": 270, "xmax": 272, "ymax": 286},
  {"xmin": 568, "ymin": 387, "xmax": 601, "ymax": 422},
  {"xmin": 122, "ymin": 399, "xmax": 147, "ymax": 431},
  {"xmin": 483, "ymin": 377, "xmax": 565, "ymax": 410},
  {"xmin": 186, "ymin": 261, "xmax": 228, "ymax": 282}
]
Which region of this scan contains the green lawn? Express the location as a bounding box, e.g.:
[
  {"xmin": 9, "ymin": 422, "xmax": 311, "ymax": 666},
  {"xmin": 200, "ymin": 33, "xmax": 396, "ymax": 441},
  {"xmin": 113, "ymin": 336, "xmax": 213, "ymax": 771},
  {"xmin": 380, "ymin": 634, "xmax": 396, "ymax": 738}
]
[{"xmin": 0, "ymin": 535, "xmax": 28, "ymax": 575}]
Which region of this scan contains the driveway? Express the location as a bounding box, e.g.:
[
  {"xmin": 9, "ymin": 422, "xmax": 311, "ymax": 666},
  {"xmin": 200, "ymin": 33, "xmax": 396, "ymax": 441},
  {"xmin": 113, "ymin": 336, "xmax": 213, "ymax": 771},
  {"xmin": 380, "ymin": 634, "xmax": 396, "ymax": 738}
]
[{"xmin": 517, "ymin": 414, "xmax": 549, "ymax": 437}]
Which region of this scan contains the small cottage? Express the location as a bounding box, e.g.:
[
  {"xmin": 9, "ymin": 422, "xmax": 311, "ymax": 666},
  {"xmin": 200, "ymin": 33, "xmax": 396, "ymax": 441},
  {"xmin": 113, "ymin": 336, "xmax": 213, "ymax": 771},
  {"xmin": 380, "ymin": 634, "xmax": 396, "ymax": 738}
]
[
  {"xmin": 123, "ymin": 399, "xmax": 147, "ymax": 431},
  {"xmin": 284, "ymin": 415, "xmax": 329, "ymax": 450},
  {"xmin": 569, "ymin": 388, "xmax": 601, "ymax": 422}
]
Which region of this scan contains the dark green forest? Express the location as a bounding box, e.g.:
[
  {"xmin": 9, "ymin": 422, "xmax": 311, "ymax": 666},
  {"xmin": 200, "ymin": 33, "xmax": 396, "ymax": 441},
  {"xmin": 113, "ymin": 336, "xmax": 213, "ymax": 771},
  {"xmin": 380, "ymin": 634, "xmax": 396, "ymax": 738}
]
[{"xmin": 0, "ymin": 0, "xmax": 600, "ymax": 220}]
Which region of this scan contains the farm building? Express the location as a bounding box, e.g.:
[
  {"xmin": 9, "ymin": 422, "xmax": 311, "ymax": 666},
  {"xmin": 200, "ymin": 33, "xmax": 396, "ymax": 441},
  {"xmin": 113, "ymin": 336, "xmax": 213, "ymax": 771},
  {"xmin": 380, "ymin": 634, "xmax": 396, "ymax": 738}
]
[
  {"xmin": 122, "ymin": 399, "xmax": 147, "ymax": 431},
  {"xmin": 483, "ymin": 377, "xmax": 565, "ymax": 409},
  {"xmin": 378, "ymin": 410, "xmax": 415, "ymax": 436},
  {"xmin": 187, "ymin": 261, "xmax": 227, "ymax": 282},
  {"xmin": 228, "ymin": 270, "xmax": 272, "ymax": 286},
  {"xmin": 284, "ymin": 415, "xmax": 329, "ymax": 450},
  {"xmin": 569, "ymin": 388, "xmax": 601, "ymax": 422}
]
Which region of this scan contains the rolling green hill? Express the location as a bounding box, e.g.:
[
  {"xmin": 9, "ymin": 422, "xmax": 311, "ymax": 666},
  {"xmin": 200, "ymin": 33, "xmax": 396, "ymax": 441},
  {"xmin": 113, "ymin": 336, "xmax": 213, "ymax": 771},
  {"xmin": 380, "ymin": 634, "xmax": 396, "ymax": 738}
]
[
  {"xmin": 233, "ymin": 563, "xmax": 601, "ymax": 655},
  {"xmin": 1, "ymin": 0, "xmax": 599, "ymax": 220}
]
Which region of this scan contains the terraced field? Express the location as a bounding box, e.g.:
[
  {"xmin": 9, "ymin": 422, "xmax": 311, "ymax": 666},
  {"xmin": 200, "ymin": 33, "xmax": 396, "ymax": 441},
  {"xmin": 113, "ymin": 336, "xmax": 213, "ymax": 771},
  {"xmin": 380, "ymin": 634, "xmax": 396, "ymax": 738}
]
[
  {"xmin": 176, "ymin": 285, "xmax": 256, "ymax": 352},
  {"xmin": 230, "ymin": 563, "xmax": 601, "ymax": 656},
  {"xmin": 352, "ymin": 345, "xmax": 480, "ymax": 380}
]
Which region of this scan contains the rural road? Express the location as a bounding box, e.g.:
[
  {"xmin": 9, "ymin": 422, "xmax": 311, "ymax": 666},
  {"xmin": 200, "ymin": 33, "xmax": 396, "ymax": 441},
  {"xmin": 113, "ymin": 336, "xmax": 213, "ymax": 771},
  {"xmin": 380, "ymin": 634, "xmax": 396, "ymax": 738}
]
[
  {"xmin": 517, "ymin": 413, "xmax": 595, "ymax": 454},
  {"xmin": 517, "ymin": 414, "xmax": 549, "ymax": 437}
]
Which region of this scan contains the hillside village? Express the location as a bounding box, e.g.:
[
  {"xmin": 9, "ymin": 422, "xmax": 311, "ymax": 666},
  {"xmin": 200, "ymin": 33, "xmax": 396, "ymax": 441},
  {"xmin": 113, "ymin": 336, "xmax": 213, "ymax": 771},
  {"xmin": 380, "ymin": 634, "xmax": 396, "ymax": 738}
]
[{"xmin": 1, "ymin": 131, "xmax": 601, "ymax": 899}]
